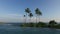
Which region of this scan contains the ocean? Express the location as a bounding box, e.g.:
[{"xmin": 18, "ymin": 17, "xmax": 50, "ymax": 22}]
[{"xmin": 0, "ymin": 23, "xmax": 60, "ymax": 34}]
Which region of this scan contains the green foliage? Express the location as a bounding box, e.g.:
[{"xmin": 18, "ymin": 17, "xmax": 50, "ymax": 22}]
[
  {"xmin": 55, "ymin": 24, "xmax": 60, "ymax": 29},
  {"xmin": 36, "ymin": 22, "xmax": 47, "ymax": 27},
  {"xmin": 20, "ymin": 20, "xmax": 60, "ymax": 29},
  {"xmin": 35, "ymin": 8, "xmax": 42, "ymax": 15},
  {"xmin": 25, "ymin": 8, "xmax": 31, "ymax": 13},
  {"xmin": 28, "ymin": 13, "xmax": 33, "ymax": 18},
  {"xmin": 20, "ymin": 22, "xmax": 47, "ymax": 27},
  {"xmin": 48, "ymin": 20, "xmax": 57, "ymax": 28}
]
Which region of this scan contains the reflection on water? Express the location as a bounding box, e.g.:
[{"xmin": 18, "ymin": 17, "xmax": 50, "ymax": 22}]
[{"xmin": 0, "ymin": 24, "xmax": 60, "ymax": 34}]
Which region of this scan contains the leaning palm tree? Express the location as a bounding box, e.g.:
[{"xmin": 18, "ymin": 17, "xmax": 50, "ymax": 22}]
[
  {"xmin": 28, "ymin": 13, "xmax": 33, "ymax": 23},
  {"xmin": 25, "ymin": 8, "xmax": 31, "ymax": 23},
  {"xmin": 35, "ymin": 8, "xmax": 42, "ymax": 23}
]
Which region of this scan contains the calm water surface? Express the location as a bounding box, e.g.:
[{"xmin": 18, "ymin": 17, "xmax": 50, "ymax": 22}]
[{"xmin": 0, "ymin": 23, "xmax": 60, "ymax": 34}]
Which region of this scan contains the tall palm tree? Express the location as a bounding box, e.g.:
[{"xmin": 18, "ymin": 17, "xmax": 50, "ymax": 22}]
[
  {"xmin": 35, "ymin": 8, "xmax": 42, "ymax": 23},
  {"xmin": 28, "ymin": 13, "xmax": 33, "ymax": 23},
  {"xmin": 25, "ymin": 8, "xmax": 31, "ymax": 23}
]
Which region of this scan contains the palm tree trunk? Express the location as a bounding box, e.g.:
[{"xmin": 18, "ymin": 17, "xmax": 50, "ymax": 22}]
[
  {"xmin": 39, "ymin": 16, "xmax": 40, "ymax": 22},
  {"xmin": 29, "ymin": 17, "xmax": 31, "ymax": 23},
  {"xmin": 25, "ymin": 13, "xmax": 27, "ymax": 23},
  {"xmin": 30, "ymin": 17, "xmax": 31, "ymax": 23},
  {"xmin": 35, "ymin": 15, "xmax": 37, "ymax": 27},
  {"xmin": 25, "ymin": 17, "xmax": 26, "ymax": 23},
  {"xmin": 34, "ymin": 15, "xmax": 37, "ymax": 27}
]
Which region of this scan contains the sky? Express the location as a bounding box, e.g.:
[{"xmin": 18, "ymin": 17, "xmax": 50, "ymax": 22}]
[{"xmin": 0, "ymin": 0, "xmax": 60, "ymax": 22}]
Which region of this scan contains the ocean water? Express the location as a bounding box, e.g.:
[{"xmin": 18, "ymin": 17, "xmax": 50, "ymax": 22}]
[{"xmin": 0, "ymin": 23, "xmax": 60, "ymax": 34}]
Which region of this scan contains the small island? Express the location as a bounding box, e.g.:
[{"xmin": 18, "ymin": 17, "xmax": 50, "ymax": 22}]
[
  {"xmin": 20, "ymin": 20, "xmax": 60, "ymax": 29},
  {"xmin": 20, "ymin": 8, "xmax": 60, "ymax": 29}
]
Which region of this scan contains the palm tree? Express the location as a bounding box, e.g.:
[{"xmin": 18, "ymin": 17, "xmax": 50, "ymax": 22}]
[
  {"xmin": 35, "ymin": 8, "xmax": 42, "ymax": 23},
  {"xmin": 25, "ymin": 8, "xmax": 31, "ymax": 23},
  {"xmin": 48, "ymin": 20, "xmax": 57, "ymax": 28},
  {"xmin": 28, "ymin": 13, "xmax": 33, "ymax": 23},
  {"xmin": 25, "ymin": 8, "xmax": 31, "ymax": 13}
]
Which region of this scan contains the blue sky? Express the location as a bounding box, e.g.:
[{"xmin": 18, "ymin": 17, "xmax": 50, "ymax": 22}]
[{"xmin": 0, "ymin": 0, "xmax": 60, "ymax": 22}]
